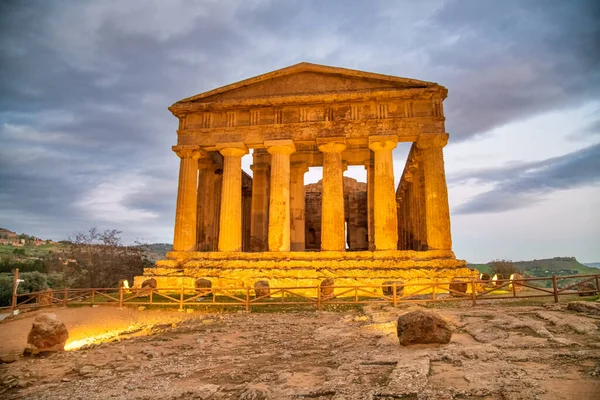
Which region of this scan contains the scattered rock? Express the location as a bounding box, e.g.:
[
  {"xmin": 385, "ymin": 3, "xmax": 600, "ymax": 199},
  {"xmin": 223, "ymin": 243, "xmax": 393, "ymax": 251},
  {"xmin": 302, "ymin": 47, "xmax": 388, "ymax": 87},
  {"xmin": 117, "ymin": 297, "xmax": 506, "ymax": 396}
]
[
  {"xmin": 320, "ymin": 278, "xmax": 335, "ymax": 299},
  {"xmin": 0, "ymin": 354, "xmax": 17, "ymax": 364},
  {"xmin": 509, "ymin": 273, "xmax": 525, "ymax": 292},
  {"xmin": 239, "ymin": 387, "xmax": 268, "ymax": 400},
  {"xmin": 26, "ymin": 313, "xmax": 69, "ymax": 352},
  {"xmin": 567, "ymin": 301, "xmax": 600, "ymax": 315},
  {"xmin": 141, "ymin": 278, "xmax": 157, "ymax": 289},
  {"xmin": 576, "ymin": 281, "xmax": 599, "ymax": 297},
  {"xmin": 396, "ymin": 311, "xmax": 452, "ymax": 345},
  {"xmin": 138, "ymin": 306, "xmax": 146, "ymax": 311},
  {"xmin": 382, "ymin": 281, "xmax": 404, "ymax": 297},
  {"xmin": 78, "ymin": 365, "xmax": 98, "ymax": 376},
  {"xmin": 254, "ymin": 280, "xmax": 271, "ymax": 299},
  {"xmin": 38, "ymin": 288, "xmax": 54, "ymax": 306},
  {"xmin": 195, "ymin": 278, "xmax": 212, "ymax": 296},
  {"xmin": 449, "ymin": 279, "xmax": 468, "ymax": 297}
]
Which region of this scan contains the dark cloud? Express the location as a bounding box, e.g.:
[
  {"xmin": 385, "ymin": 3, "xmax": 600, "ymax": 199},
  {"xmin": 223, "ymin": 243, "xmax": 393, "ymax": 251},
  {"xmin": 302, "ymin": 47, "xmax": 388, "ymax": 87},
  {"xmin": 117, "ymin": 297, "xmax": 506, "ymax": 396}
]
[
  {"xmin": 451, "ymin": 142, "xmax": 600, "ymax": 214},
  {"xmin": 429, "ymin": 0, "xmax": 600, "ymax": 139},
  {"xmin": 0, "ymin": 0, "xmax": 598, "ymax": 242}
]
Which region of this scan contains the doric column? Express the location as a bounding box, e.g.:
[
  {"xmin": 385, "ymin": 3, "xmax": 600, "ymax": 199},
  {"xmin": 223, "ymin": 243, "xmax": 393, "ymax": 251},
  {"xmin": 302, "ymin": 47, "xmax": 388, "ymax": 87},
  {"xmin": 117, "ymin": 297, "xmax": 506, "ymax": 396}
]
[
  {"xmin": 250, "ymin": 163, "xmax": 270, "ymax": 251},
  {"xmin": 173, "ymin": 145, "xmax": 204, "ymax": 252},
  {"xmin": 364, "ymin": 157, "xmax": 375, "ymax": 251},
  {"xmin": 368, "ymin": 135, "xmax": 399, "ymax": 251},
  {"xmin": 416, "ymin": 134, "xmax": 452, "ymax": 250},
  {"xmin": 290, "ymin": 162, "xmax": 308, "ymax": 251},
  {"xmin": 318, "ymin": 139, "xmax": 346, "ymax": 251},
  {"xmin": 266, "ymin": 140, "xmax": 296, "ymax": 252},
  {"xmin": 217, "ymin": 143, "xmax": 248, "ymax": 252}
]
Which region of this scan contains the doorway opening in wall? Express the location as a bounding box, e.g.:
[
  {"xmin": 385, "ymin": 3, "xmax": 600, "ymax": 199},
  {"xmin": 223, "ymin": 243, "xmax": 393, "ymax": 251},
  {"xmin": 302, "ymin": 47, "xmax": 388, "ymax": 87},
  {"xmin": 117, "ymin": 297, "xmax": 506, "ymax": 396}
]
[
  {"xmin": 343, "ymin": 165, "xmax": 368, "ymax": 251},
  {"xmin": 393, "ymin": 143, "xmax": 412, "ymax": 188},
  {"xmin": 393, "ymin": 142, "xmax": 414, "ymax": 251},
  {"xmin": 345, "ymin": 220, "xmax": 349, "ymax": 249},
  {"xmin": 304, "ymin": 166, "xmax": 323, "ymax": 251}
]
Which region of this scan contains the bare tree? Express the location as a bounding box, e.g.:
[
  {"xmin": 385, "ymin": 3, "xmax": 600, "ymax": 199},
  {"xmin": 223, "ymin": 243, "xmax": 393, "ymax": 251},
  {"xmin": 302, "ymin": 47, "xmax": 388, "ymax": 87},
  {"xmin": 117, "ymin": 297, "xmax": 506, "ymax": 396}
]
[
  {"xmin": 54, "ymin": 228, "xmax": 152, "ymax": 288},
  {"xmin": 488, "ymin": 259, "xmax": 520, "ymax": 276}
]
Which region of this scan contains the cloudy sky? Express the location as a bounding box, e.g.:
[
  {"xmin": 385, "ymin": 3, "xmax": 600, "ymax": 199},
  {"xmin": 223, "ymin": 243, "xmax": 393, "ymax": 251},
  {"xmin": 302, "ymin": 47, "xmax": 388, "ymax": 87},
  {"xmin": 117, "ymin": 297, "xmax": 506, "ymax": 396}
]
[{"xmin": 1, "ymin": 0, "xmax": 598, "ymax": 263}]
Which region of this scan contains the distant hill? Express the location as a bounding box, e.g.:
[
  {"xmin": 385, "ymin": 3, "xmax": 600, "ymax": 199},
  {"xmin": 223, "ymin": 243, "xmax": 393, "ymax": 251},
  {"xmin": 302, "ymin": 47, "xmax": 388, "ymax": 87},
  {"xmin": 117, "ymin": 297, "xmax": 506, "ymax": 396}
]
[
  {"xmin": 139, "ymin": 243, "xmax": 172, "ymax": 262},
  {"xmin": 469, "ymin": 257, "xmax": 598, "ymax": 277}
]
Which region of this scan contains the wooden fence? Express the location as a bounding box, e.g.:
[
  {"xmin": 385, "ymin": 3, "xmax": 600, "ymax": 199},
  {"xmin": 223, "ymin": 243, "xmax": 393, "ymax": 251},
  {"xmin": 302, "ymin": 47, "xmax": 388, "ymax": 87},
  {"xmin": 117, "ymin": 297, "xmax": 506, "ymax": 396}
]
[{"xmin": 3, "ymin": 273, "xmax": 599, "ymax": 314}]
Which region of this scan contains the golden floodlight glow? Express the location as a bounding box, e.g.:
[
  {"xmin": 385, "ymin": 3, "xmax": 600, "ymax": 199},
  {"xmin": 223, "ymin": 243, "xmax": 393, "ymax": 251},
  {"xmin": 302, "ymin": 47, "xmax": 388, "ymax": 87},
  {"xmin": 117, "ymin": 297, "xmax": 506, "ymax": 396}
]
[{"xmin": 64, "ymin": 323, "xmax": 146, "ymax": 351}]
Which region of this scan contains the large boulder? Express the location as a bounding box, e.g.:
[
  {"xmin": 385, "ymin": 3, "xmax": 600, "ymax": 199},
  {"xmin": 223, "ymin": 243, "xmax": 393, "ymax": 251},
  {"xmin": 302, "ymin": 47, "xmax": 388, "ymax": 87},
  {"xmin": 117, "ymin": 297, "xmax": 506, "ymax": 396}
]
[
  {"xmin": 449, "ymin": 279, "xmax": 468, "ymax": 297},
  {"xmin": 26, "ymin": 313, "xmax": 69, "ymax": 352},
  {"xmin": 38, "ymin": 289, "xmax": 54, "ymax": 306},
  {"xmin": 396, "ymin": 311, "xmax": 452, "ymax": 346},
  {"xmin": 195, "ymin": 279, "xmax": 212, "ymax": 297},
  {"xmin": 509, "ymin": 273, "xmax": 525, "ymax": 292},
  {"xmin": 382, "ymin": 281, "xmax": 404, "ymax": 297},
  {"xmin": 567, "ymin": 301, "xmax": 600, "ymax": 315},
  {"xmin": 577, "ymin": 281, "xmax": 598, "ymax": 297},
  {"xmin": 320, "ymin": 278, "xmax": 335, "ymax": 299},
  {"xmin": 141, "ymin": 278, "xmax": 157, "ymax": 289},
  {"xmin": 254, "ymin": 281, "xmax": 271, "ymax": 299}
]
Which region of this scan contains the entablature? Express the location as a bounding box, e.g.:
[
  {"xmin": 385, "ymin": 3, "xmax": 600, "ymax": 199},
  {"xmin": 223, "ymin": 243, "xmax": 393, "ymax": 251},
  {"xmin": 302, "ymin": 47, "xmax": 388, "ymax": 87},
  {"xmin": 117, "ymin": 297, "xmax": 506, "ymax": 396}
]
[{"xmin": 176, "ymin": 118, "xmax": 443, "ymax": 149}]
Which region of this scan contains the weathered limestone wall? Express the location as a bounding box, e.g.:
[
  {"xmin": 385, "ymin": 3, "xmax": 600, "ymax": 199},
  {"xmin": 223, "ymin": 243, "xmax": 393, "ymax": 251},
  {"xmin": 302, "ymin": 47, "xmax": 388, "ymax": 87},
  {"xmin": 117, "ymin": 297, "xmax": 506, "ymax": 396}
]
[
  {"xmin": 304, "ymin": 177, "xmax": 368, "ymax": 251},
  {"xmin": 136, "ymin": 250, "xmax": 472, "ymax": 295}
]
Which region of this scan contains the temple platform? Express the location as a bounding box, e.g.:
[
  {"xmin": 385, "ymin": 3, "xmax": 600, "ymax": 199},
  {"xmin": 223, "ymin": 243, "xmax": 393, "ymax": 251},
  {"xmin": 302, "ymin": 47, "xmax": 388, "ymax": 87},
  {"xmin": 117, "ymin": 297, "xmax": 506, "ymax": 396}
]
[{"xmin": 134, "ymin": 250, "xmax": 475, "ymax": 295}]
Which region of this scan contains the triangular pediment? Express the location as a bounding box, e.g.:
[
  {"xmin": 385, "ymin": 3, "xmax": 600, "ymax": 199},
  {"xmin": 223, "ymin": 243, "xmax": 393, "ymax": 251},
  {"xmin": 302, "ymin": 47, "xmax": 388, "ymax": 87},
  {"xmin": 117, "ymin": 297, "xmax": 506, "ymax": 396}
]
[{"xmin": 174, "ymin": 62, "xmax": 440, "ymax": 105}]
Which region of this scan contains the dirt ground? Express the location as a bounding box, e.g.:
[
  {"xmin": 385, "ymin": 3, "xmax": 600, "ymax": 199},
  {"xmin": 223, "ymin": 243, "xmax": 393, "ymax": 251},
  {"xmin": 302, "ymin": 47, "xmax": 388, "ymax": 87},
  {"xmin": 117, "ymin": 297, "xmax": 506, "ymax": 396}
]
[{"xmin": 1, "ymin": 301, "xmax": 599, "ymax": 400}]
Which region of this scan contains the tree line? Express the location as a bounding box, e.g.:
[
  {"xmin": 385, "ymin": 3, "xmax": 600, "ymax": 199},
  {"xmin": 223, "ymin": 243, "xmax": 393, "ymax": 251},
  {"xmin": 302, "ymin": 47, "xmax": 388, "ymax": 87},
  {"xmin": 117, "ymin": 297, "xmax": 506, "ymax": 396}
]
[{"xmin": 0, "ymin": 228, "xmax": 153, "ymax": 307}]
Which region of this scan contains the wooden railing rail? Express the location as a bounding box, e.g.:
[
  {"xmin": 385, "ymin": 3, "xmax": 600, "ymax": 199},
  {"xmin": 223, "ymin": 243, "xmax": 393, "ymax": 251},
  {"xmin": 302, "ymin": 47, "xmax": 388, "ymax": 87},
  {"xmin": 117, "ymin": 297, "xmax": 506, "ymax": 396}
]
[{"xmin": 2, "ymin": 273, "xmax": 599, "ymax": 313}]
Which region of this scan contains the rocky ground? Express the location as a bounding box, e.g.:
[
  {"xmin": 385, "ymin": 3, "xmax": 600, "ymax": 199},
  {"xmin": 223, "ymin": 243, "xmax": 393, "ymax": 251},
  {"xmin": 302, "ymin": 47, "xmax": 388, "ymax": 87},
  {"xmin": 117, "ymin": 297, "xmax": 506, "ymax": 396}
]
[{"xmin": 1, "ymin": 300, "xmax": 600, "ymax": 400}]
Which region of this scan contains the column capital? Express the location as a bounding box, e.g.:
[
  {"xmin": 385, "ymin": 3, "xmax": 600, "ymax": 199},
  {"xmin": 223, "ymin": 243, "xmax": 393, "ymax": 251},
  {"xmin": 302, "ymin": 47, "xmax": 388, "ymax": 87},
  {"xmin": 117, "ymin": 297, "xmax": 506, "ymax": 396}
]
[
  {"xmin": 291, "ymin": 162, "xmax": 309, "ymax": 174},
  {"xmin": 217, "ymin": 142, "xmax": 248, "ymax": 157},
  {"xmin": 172, "ymin": 145, "xmax": 207, "ymax": 160},
  {"xmin": 317, "ymin": 137, "xmax": 346, "ymax": 153},
  {"xmin": 416, "ymin": 133, "xmax": 449, "ymax": 150},
  {"xmin": 368, "ymin": 135, "xmax": 398, "ymax": 152},
  {"xmin": 250, "ymin": 163, "xmax": 270, "ymax": 173},
  {"xmin": 265, "ymin": 139, "xmax": 296, "ymax": 155}
]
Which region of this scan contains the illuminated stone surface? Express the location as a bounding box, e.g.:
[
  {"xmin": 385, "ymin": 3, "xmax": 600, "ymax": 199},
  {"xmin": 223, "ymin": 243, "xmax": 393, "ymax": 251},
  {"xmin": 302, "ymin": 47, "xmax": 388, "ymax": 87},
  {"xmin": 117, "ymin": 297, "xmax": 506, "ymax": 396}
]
[{"xmin": 137, "ymin": 62, "xmax": 468, "ymax": 291}]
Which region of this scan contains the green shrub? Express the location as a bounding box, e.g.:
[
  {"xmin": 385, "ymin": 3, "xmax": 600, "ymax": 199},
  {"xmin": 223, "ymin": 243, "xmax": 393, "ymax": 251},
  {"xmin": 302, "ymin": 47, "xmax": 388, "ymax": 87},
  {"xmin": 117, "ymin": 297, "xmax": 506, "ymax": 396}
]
[{"xmin": 0, "ymin": 274, "xmax": 13, "ymax": 307}]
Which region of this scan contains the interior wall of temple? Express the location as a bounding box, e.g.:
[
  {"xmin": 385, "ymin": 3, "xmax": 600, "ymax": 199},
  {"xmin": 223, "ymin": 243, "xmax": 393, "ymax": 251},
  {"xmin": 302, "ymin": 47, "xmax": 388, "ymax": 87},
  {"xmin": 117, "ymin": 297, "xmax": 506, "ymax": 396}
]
[{"xmin": 304, "ymin": 177, "xmax": 368, "ymax": 251}]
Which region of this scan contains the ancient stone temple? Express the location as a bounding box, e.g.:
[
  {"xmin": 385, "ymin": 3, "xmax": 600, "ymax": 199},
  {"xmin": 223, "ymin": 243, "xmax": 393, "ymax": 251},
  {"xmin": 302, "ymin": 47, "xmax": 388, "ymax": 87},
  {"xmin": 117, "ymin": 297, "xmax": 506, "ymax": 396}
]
[{"xmin": 135, "ymin": 62, "xmax": 472, "ymax": 290}]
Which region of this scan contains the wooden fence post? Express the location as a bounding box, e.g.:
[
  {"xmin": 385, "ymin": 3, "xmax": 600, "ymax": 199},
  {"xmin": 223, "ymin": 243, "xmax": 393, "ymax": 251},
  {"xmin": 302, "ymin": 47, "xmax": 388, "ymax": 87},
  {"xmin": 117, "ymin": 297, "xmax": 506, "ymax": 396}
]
[
  {"xmin": 119, "ymin": 286, "xmax": 124, "ymax": 308},
  {"xmin": 63, "ymin": 288, "xmax": 68, "ymax": 307},
  {"xmin": 10, "ymin": 268, "xmax": 19, "ymax": 312},
  {"xmin": 179, "ymin": 285, "xmax": 184, "ymax": 311},
  {"xmin": 91, "ymin": 289, "xmax": 95, "ymax": 305},
  {"xmin": 317, "ymin": 285, "xmax": 321, "ymax": 310},
  {"xmin": 393, "ymin": 283, "xmax": 398, "ymax": 307},
  {"xmin": 432, "ymin": 280, "xmax": 437, "ymax": 300},
  {"xmin": 470, "ymin": 277, "xmax": 477, "ymax": 307},
  {"xmin": 595, "ymin": 275, "xmax": 600, "ymax": 293},
  {"xmin": 246, "ymin": 287, "xmax": 250, "ymax": 313},
  {"xmin": 552, "ymin": 275, "xmax": 558, "ymax": 303}
]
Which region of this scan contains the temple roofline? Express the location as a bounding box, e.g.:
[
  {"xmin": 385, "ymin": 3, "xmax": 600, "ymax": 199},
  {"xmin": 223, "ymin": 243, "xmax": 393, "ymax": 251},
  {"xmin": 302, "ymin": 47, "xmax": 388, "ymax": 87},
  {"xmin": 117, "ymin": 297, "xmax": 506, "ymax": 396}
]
[{"xmin": 172, "ymin": 62, "xmax": 445, "ymax": 106}]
